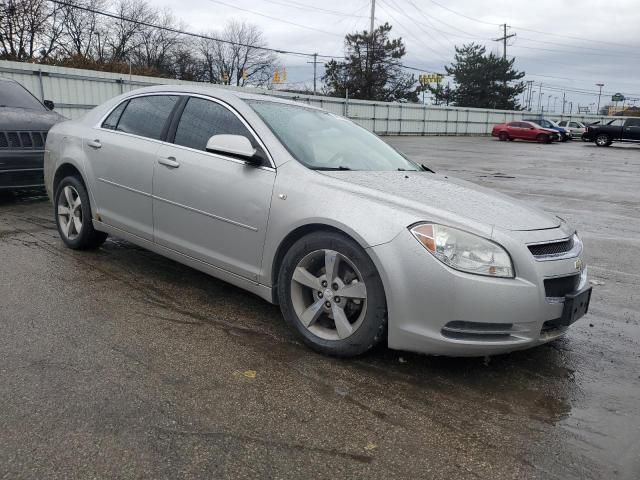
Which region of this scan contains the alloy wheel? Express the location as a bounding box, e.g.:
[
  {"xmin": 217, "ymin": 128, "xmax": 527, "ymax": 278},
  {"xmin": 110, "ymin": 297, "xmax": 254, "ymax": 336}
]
[
  {"xmin": 290, "ymin": 249, "xmax": 367, "ymax": 341},
  {"xmin": 57, "ymin": 185, "xmax": 83, "ymax": 240}
]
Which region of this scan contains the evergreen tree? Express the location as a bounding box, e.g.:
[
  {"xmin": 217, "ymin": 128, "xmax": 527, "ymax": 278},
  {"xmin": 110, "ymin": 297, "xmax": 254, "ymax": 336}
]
[
  {"xmin": 433, "ymin": 43, "xmax": 525, "ymax": 110},
  {"xmin": 324, "ymin": 23, "xmax": 419, "ymax": 102}
]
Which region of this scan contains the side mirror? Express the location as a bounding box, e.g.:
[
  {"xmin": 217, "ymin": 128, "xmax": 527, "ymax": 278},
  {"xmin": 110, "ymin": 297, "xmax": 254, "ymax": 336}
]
[
  {"xmin": 43, "ymin": 99, "xmax": 55, "ymax": 110},
  {"xmin": 205, "ymin": 134, "xmax": 261, "ymax": 165}
]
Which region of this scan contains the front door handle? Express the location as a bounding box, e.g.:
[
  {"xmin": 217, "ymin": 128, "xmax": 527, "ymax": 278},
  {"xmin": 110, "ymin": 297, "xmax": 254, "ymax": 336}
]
[
  {"xmin": 87, "ymin": 139, "xmax": 101, "ymax": 149},
  {"xmin": 158, "ymin": 156, "xmax": 180, "ymax": 168}
]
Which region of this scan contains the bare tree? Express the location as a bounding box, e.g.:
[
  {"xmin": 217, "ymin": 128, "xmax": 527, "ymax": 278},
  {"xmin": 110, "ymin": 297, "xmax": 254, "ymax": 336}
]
[
  {"xmin": 199, "ymin": 21, "xmax": 276, "ymax": 87},
  {"xmin": 104, "ymin": 0, "xmax": 154, "ymax": 63},
  {"xmin": 59, "ymin": 0, "xmax": 106, "ymax": 58},
  {"xmin": 0, "ymin": 0, "xmax": 51, "ymax": 60},
  {"xmin": 133, "ymin": 8, "xmax": 182, "ymax": 73}
]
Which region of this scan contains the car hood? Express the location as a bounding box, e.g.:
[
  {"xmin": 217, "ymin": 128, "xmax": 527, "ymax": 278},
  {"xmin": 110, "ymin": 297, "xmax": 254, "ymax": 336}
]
[
  {"xmin": 0, "ymin": 107, "xmax": 66, "ymax": 130},
  {"xmin": 320, "ymin": 171, "xmax": 560, "ymax": 231}
]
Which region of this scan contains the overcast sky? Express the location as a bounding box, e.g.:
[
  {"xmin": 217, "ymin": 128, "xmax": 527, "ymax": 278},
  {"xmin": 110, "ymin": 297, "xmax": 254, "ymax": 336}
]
[{"xmin": 155, "ymin": 0, "xmax": 640, "ymax": 112}]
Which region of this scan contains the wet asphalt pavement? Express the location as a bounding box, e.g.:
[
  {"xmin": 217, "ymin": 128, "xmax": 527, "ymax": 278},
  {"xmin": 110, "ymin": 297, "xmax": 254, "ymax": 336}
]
[{"xmin": 1, "ymin": 137, "xmax": 639, "ymax": 479}]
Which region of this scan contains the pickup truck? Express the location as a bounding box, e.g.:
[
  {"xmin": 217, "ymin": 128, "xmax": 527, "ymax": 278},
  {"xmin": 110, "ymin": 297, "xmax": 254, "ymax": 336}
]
[{"xmin": 586, "ymin": 118, "xmax": 640, "ymax": 146}]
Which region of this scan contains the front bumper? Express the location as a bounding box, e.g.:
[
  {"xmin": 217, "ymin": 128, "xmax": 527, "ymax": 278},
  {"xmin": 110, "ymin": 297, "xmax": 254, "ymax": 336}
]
[
  {"xmin": 0, "ymin": 151, "xmax": 45, "ymax": 189},
  {"xmin": 369, "ymin": 227, "xmax": 588, "ymax": 356}
]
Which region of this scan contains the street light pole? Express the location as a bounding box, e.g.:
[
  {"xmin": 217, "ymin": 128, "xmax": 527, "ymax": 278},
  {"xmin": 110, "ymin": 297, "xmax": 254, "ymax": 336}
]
[{"xmin": 596, "ymin": 83, "xmax": 604, "ymax": 114}]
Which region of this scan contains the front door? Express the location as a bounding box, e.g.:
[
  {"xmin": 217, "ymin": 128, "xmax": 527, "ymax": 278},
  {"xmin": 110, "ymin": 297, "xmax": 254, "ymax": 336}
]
[
  {"xmin": 152, "ymin": 96, "xmax": 275, "ymax": 281},
  {"xmin": 86, "ymin": 95, "xmax": 179, "ymax": 240}
]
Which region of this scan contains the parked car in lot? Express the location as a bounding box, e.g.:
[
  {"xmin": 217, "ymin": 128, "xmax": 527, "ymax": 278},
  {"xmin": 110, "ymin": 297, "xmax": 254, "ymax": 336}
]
[
  {"xmin": 524, "ymin": 118, "xmax": 571, "ymax": 141},
  {"xmin": 586, "ymin": 118, "xmax": 640, "ymax": 146},
  {"xmin": 0, "ymin": 77, "xmax": 64, "ymax": 190},
  {"xmin": 492, "ymin": 121, "xmax": 559, "ymax": 143},
  {"xmin": 557, "ymin": 120, "xmax": 589, "ymax": 141},
  {"xmin": 44, "ymin": 85, "xmax": 591, "ymax": 357}
]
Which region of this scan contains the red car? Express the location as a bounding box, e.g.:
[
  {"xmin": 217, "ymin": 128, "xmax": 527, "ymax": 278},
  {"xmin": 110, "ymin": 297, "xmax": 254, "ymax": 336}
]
[{"xmin": 492, "ymin": 121, "xmax": 559, "ymax": 144}]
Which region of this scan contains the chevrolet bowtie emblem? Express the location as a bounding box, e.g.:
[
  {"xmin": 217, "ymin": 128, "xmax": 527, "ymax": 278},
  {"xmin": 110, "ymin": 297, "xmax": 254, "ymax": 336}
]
[{"xmin": 575, "ymin": 259, "xmax": 584, "ymax": 271}]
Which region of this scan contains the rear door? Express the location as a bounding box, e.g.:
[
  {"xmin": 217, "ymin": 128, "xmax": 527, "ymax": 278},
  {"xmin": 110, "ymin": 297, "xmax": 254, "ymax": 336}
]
[
  {"xmin": 152, "ymin": 95, "xmax": 275, "ymax": 281},
  {"xmin": 623, "ymin": 118, "xmax": 640, "ymax": 140},
  {"xmin": 86, "ymin": 94, "xmax": 179, "ymax": 240}
]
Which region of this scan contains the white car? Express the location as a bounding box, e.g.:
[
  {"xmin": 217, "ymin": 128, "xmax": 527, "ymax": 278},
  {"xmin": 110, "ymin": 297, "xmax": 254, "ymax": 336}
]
[{"xmin": 557, "ymin": 121, "xmax": 588, "ymax": 141}]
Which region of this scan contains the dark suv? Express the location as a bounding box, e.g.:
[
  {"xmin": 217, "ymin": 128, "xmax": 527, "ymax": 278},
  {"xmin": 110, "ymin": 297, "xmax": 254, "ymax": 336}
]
[{"xmin": 0, "ymin": 78, "xmax": 65, "ymax": 190}]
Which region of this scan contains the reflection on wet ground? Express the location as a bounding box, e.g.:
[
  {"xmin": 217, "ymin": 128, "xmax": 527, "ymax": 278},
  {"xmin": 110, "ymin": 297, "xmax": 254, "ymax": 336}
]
[{"xmin": 1, "ymin": 138, "xmax": 639, "ymax": 479}]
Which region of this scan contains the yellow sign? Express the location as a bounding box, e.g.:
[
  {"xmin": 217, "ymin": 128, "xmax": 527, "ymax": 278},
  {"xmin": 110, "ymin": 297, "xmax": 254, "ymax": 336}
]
[
  {"xmin": 273, "ymin": 68, "xmax": 287, "ymax": 83},
  {"xmin": 419, "ymin": 73, "xmax": 444, "ymax": 86}
]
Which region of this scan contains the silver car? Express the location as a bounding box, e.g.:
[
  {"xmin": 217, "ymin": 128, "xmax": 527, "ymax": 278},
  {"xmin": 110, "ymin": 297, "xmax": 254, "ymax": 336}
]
[{"xmin": 44, "ymin": 85, "xmax": 592, "ymax": 357}]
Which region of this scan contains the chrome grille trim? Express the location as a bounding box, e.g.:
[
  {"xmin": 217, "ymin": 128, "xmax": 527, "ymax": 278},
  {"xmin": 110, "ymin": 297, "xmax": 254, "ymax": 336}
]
[{"xmin": 527, "ymin": 234, "xmax": 582, "ymax": 261}]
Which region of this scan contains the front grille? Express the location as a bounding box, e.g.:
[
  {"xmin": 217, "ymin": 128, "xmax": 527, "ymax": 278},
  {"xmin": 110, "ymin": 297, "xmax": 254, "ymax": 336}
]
[
  {"xmin": 544, "ymin": 275, "xmax": 580, "ymax": 298},
  {"xmin": 441, "ymin": 321, "xmax": 514, "ymax": 341},
  {"xmin": 0, "ymin": 131, "xmax": 47, "ymax": 150},
  {"xmin": 528, "ymin": 237, "xmax": 574, "ymax": 257}
]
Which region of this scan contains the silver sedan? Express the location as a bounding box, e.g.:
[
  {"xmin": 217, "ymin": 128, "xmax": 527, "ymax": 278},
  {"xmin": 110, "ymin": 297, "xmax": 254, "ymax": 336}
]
[{"xmin": 44, "ymin": 85, "xmax": 592, "ymax": 357}]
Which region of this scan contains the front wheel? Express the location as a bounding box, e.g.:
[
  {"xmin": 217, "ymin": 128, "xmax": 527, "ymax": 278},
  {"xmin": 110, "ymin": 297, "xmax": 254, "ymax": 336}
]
[
  {"xmin": 55, "ymin": 176, "xmax": 107, "ymax": 249},
  {"xmin": 498, "ymin": 132, "xmax": 509, "ymax": 141},
  {"xmin": 595, "ymin": 134, "xmax": 612, "ymax": 147},
  {"xmin": 537, "ymin": 134, "xmax": 551, "ymax": 144},
  {"xmin": 277, "ymin": 231, "xmax": 387, "ymax": 357}
]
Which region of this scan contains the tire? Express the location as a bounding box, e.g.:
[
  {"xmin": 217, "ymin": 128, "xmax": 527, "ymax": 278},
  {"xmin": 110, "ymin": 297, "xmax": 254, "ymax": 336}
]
[
  {"xmin": 277, "ymin": 231, "xmax": 387, "ymax": 357},
  {"xmin": 507, "ymin": 138, "xmax": 514, "ymax": 142},
  {"xmin": 595, "ymin": 134, "xmax": 612, "ymax": 147},
  {"xmin": 560, "ymin": 135, "xmax": 568, "ymax": 142},
  {"xmin": 498, "ymin": 132, "xmax": 509, "ymax": 141},
  {"xmin": 54, "ymin": 175, "xmax": 107, "ymax": 250},
  {"xmin": 537, "ymin": 134, "xmax": 550, "ymax": 144}
]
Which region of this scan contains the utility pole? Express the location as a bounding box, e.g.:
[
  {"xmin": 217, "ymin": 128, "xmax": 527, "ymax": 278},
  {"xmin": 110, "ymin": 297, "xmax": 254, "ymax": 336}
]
[
  {"xmin": 596, "ymin": 83, "xmax": 604, "ymax": 114},
  {"xmin": 525, "ymin": 80, "xmax": 534, "ymax": 110},
  {"xmin": 537, "ymin": 83, "xmax": 543, "ymax": 113},
  {"xmin": 494, "ymin": 24, "xmax": 516, "ymax": 60},
  {"xmin": 307, "ymin": 53, "xmax": 319, "ymax": 95},
  {"xmin": 562, "ymin": 91, "xmax": 566, "ymax": 114},
  {"xmin": 370, "ymin": 0, "xmax": 376, "ymax": 35}
]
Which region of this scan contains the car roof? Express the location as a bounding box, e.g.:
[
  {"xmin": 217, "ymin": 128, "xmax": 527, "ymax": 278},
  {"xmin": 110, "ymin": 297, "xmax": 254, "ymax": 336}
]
[{"xmin": 123, "ymin": 84, "xmax": 322, "ymax": 110}]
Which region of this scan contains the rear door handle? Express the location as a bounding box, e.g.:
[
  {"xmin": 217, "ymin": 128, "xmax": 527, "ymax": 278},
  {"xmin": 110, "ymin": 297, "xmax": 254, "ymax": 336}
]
[
  {"xmin": 87, "ymin": 139, "xmax": 101, "ymax": 149},
  {"xmin": 158, "ymin": 156, "xmax": 180, "ymax": 168}
]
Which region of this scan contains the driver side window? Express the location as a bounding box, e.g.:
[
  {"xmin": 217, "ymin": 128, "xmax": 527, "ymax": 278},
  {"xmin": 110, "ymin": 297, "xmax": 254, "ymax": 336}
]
[{"xmin": 173, "ymin": 97, "xmax": 263, "ymax": 157}]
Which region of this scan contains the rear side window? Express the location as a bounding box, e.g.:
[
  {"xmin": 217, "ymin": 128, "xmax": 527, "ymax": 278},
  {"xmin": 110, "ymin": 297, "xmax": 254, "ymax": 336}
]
[
  {"xmin": 173, "ymin": 97, "xmax": 254, "ymax": 152},
  {"xmin": 102, "ymin": 101, "xmax": 128, "ymax": 130},
  {"xmin": 116, "ymin": 95, "xmax": 178, "ymax": 140}
]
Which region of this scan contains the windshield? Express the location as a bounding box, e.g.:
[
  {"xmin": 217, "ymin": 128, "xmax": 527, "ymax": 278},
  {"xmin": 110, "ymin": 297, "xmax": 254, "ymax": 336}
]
[
  {"xmin": 0, "ymin": 81, "xmax": 46, "ymax": 110},
  {"xmin": 247, "ymin": 100, "xmax": 420, "ymax": 171}
]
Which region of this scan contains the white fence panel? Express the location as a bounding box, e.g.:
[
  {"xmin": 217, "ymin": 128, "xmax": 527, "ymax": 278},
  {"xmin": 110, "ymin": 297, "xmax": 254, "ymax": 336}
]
[{"xmin": 0, "ymin": 60, "xmax": 624, "ymax": 135}]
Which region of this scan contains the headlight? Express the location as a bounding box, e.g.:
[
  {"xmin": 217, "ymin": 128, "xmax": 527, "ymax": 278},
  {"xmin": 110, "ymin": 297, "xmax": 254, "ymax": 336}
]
[{"xmin": 409, "ymin": 223, "xmax": 514, "ymax": 278}]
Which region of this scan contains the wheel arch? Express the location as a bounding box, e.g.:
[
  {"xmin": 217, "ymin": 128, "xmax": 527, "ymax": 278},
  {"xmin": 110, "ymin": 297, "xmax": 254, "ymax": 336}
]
[
  {"xmin": 270, "ymin": 223, "xmax": 377, "ymax": 304},
  {"xmin": 53, "ymin": 162, "xmax": 86, "ymax": 195}
]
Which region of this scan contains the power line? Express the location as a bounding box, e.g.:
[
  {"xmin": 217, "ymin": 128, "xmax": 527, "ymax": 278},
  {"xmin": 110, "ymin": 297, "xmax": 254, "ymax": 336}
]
[
  {"xmin": 256, "ymin": 0, "xmax": 370, "ymax": 18},
  {"xmin": 45, "ymin": 0, "xmax": 432, "ymax": 81},
  {"xmin": 46, "ymin": 0, "xmax": 344, "ymax": 59},
  {"xmin": 204, "ymin": 0, "xmax": 344, "ymax": 37},
  {"xmin": 425, "ymin": 0, "xmax": 500, "ymax": 26}
]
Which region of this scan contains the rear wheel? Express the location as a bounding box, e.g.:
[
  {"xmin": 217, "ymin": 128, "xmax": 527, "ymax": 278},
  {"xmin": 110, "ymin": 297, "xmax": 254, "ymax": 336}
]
[
  {"xmin": 55, "ymin": 176, "xmax": 107, "ymax": 250},
  {"xmin": 595, "ymin": 134, "xmax": 612, "ymax": 147},
  {"xmin": 537, "ymin": 134, "xmax": 551, "ymax": 144},
  {"xmin": 498, "ymin": 132, "xmax": 509, "ymax": 141},
  {"xmin": 278, "ymin": 231, "xmax": 387, "ymax": 357}
]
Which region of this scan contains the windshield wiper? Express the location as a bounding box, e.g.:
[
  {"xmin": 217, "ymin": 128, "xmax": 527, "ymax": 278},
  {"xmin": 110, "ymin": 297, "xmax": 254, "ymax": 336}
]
[
  {"xmin": 312, "ymin": 166, "xmax": 352, "ymax": 171},
  {"xmin": 421, "ymin": 164, "xmax": 436, "ymax": 173}
]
